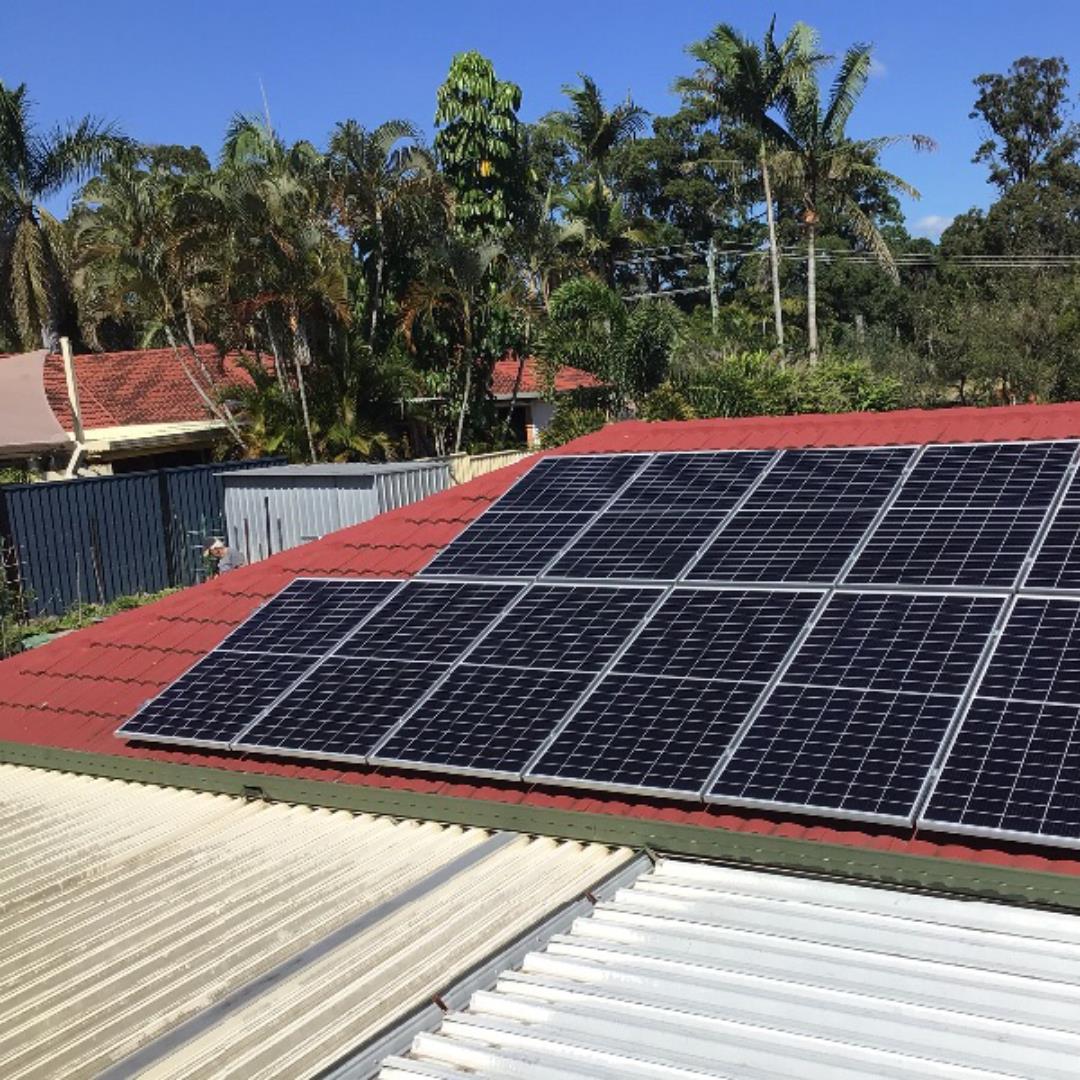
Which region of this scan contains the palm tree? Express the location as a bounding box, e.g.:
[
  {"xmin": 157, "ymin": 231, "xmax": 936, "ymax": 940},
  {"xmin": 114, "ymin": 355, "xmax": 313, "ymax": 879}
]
[
  {"xmin": 218, "ymin": 116, "xmax": 349, "ymax": 461},
  {"xmin": 550, "ymin": 74, "xmax": 649, "ymax": 182},
  {"xmin": 327, "ymin": 120, "xmax": 444, "ymax": 344},
  {"xmin": 0, "ymin": 79, "xmax": 129, "ymax": 348},
  {"xmin": 677, "ymin": 19, "xmax": 819, "ymax": 350},
  {"xmin": 401, "ymin": 237, "xmax": 515, "ymax": 454},
  {"xmin": 771, "ymin": 45, "xmax": 935, "ymax": 361},
  {"xmin": 558, "ymin": 180, "xmax": 649, "ymax": 285}
]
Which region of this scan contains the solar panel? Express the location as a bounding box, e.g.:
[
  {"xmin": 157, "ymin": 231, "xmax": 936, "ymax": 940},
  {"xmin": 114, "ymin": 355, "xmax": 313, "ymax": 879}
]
[
  {"xmin": 494, "ymin": 454, "xmax": 646, "ymax": 513},
  {"xmin": 977, "ymin": 598, "xmax": 1080, "ymax": 707},
  {"xmin": 419, "ymin": 511, "xmax": 592, "ymax": 577},
  {"xmin": 545, "ymin": 510, "xmax": 725, "ymax": 581},
  {"xmin": 918, "ymin": 595, "xmax": 1080, "ymax": 845},
  {"xmin": 685, "ymin": 507, "xmax": 879, "ymax": 584},
  {"xmin": 708, "ymin": 684, "xmax": 961, "ymax": 821},
  {"xmin": 1026, "ymin": 466, "xmax": 1080, "ymax": 589},
  {"xmin": 526, "ymin": 589, "xmax": 820, "ymax": 797},
  {"xmin": 217, "ymin": 579, "xmax": 399, "ymax": 656},
  {"xmin": 233, "ymin": 657, "xmax": 447, "ymax": 760},
  {"xmin": 527, "ymin": 676, "xmax": 762, "ymax": 797},
  {"xmin": 844, "ymin": 505, "xmax": 1049, "ymax": 588},
  {"xmin": 783, "ymin": 592, "xmax": 1004, "ymax": 696},
  {"xmin": 612, "ymin": 588, "xmax": 821, "ymax": 681},
  {"xmin": 921, "ymin": 698, "xmax": 1080, "ymax": 844},
  {"xmin": 891, "ymin": 441, "xmax": 1074, "ymax": 511},
  {"xmin": 608, "ymin": 451, "xmax": 773, "ymax": 513},
  {"xmin": 684, "ymin": 448, "xmax": 913, "ymax": 586},
  {"xmin": 371, "ymin": 664, "xmax": 595, "ymax": 776},
  {"xmin": 846, "ymin": 442, "xmax": 1074, "ymax": 588},
  {"xmin": 338, "ymin": 579, "xmax": 522, "ymax": 664},
  {"xmin": 116, "ymin": 653, "xmax": 316, "ymax": 746},
  {"xmin": 467, "ymin": 584, "xmax": 661, "ymax": 673},
  {"xmin": 743, "ymin": 447, "xmax": 915, "ymax": 510}
]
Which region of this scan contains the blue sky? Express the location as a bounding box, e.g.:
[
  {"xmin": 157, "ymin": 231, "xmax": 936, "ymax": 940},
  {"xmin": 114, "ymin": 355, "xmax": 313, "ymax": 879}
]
[{"xmin": 4, "ymin": 1, "xmax": 1078, "ymax": 236}]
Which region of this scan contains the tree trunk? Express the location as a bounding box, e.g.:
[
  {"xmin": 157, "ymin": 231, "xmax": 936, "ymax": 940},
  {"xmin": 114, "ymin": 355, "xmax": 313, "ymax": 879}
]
[
  {"xmin": 761, "ymin": 155, "xmax": 784, "ymax": 352},
  {"xmin": 292, "ymin": 319, "xmax": 319, "ymax": 463},
  {"xmin": 499, "ymin": 346, "xmax": 529, "ymax": 446},
  {"xmin": 706, "ymin": 236, "xmax": 719, "ymax": 332},
  {"xmin": 806, "ymin": 219, "xmax": 819, "ymax": 364},
  {"xmin": 454, "ymin": 355, "xmax": 472, "ymax": 455},
  {"xmin": 369, "ymin": 206, "xmax": 384, "ymax": 343}
]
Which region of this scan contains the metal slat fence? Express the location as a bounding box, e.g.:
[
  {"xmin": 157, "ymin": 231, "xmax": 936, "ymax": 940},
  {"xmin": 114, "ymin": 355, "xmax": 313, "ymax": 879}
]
[{"xmin": 0, "ymin": 458, "xmax": 282, "ymax": 617}]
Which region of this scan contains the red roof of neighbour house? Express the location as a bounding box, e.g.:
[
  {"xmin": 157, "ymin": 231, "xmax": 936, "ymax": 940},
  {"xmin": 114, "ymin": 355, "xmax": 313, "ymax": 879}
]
[
  {"xmin": 42, "ymin": 344, "xmax": 256, "ymax": 431},
  {"xmin": 491, "ymin": 354, "xmax": 605, "ymax": 398},
  {"xmin": 8, "ymin": 401, "xmax": 1080, "ymax": 880}
]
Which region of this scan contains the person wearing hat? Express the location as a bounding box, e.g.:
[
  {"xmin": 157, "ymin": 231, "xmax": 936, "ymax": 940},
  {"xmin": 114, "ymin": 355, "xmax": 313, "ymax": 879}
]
[{"xmin": 204, "ymin": 537, "xmax": 246, "ymax": 575}]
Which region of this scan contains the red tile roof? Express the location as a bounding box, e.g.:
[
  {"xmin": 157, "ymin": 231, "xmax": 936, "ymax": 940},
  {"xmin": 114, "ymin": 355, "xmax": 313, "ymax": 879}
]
[
  {"xmin": 7, "ymin": 401, "xmax": 1080, "ymax": 876},
  {"xmin": 42, "ymin": 345, "xmax": 256, "ymax": 430},
  {"xmin": 491, "ymin": 353, "xmax": 605, "ymax": 397}
]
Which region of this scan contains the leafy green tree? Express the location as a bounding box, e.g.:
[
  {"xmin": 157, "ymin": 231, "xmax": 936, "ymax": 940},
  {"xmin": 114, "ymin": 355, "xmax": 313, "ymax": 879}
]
[
  {"xmin": 435, "ymin": 52, "xmax": 524, "ymax": 236},
  {"xmin": 971, "ymin": 56, "xmax": 1080, "ymax": 190},
  {"xmin": 677, "ymin": 18, "xmax": 819, "ymax": 349},
  {"xmin": 0, "ymin": 79, "xmax": 128, "ymax": 349},
  {"xmin": 770, "ymin": 44, "xmax": 934, "ymax": 360},
  {"xmin": 547, "ymin": 74, "xmax": 648, "ymax": 183},
  {"xmin": 328, "ymin": 120, "xmax": 444, "ymax": 344}
]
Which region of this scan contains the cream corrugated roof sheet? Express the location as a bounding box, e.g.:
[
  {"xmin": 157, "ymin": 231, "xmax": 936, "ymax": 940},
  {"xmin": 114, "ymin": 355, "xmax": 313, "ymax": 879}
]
[
  {"xmin": 383, "ymin": 857, "xmax": 1080, "ymax": 1080},
  {"xmin": 0, "ymin": 764, "xmax": 631, "ymax": 1079}
]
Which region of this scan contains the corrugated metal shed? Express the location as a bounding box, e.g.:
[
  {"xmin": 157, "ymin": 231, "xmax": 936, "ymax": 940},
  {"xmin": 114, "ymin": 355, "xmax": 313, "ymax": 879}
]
[
  {"xmin": 222, "ymin": 461, "xmax": 451, "ymax": 562},
  {"xmin": 0, "ymin": 764, "xmax": 633, "ymax": 1079},
  {"xmin": 383, "ymin": 858, "xmax": 1080, "ymax": 1079}
]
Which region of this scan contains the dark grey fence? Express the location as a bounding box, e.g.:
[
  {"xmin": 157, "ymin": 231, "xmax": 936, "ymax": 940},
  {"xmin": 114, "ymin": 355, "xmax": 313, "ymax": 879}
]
[{"xmin": 0, "ymin": 458, "xmax": 283, "ymax": 617}]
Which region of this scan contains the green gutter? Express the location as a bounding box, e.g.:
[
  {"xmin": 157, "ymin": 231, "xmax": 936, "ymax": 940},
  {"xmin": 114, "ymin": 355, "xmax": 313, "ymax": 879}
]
[{"xmin": 5, "ymin": 739, "xmax": 1080, "ymax": 913}]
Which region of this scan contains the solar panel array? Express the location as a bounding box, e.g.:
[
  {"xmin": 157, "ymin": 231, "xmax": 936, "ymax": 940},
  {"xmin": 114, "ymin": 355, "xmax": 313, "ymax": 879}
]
[{"xmin": 117, "ymin": 440, "xmax": 1080, "ymax": 847}]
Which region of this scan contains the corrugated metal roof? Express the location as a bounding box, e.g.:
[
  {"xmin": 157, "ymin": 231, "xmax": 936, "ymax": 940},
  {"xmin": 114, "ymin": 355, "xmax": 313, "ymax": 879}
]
[
  {"xmin": 383, "ymin": 857, "xmax": 1080, "ymax": 1079},
  {"xmin": 0, "ymin": 764, "xmax": 632, "ymax": 1079}
]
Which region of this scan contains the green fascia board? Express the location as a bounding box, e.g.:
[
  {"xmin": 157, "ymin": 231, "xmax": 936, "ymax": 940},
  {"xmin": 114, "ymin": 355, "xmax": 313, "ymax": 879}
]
[{"xmin": 4, "ymin": 738, "xmax": 1080, "ymax": 913}]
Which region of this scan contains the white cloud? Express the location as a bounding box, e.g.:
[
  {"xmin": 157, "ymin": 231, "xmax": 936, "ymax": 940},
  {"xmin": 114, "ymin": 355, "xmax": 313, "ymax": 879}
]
[
  {"xmin": 913, "ymin": 214, "xmax": 953, "ymax": 240},
  {"xmin": 869, "ymin": 57, "xmax": 887, "ymax": 79}
]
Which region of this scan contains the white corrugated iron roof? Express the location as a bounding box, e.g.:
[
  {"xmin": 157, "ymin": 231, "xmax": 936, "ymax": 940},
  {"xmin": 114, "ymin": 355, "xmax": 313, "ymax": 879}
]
[
  {"xmin": 382, "ymin": 857, "xmax": 1080, "ymax": 1080},
  {"xmin": 0, "ymin": 764, "xmax": 633, "ymax": 1079}
]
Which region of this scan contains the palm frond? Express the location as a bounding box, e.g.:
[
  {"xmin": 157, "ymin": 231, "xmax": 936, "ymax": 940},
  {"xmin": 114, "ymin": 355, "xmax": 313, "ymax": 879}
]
[{"xmin": 822, "ymin": 45, "xmax": 873, "ymax": 142}]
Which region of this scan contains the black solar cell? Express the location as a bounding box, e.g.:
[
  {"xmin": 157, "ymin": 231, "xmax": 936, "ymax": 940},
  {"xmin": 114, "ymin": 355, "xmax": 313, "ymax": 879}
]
[
  {"xmin": 612, "ymin": 588, "xmax": 820, "ymax": 681},
  {"xmin": 116, "ymin": 653, "xmax": 315, "ymax": 746},
  {"xmin": 609, "ymin": 451, "xmax": 773, "ymax": 513},
  {"xmin": 234, "ymin": 657, "xmax": 448, "ymax": 760},
  {"xmin": 709, "ymin": 684, "xmax": 960, "ymax": 820},
  {"xmin": 978, "ymin": 598, "xmax": 1080, "ymax": 708},
  {"xmin": 1027, "ymin": 493, "xmax": 1080, "ymax": 590},
  {"xmin": 419, "ymin": 511, "xmax": 592, "ymax": 577},
  {"xmin": 894, "ymin": 442, "xmax": 1074, "ymax": 511},
  {"xmin": 784, "ymin": 592, "xmax": 1002, "ymax": 696},
  {"xmin": 546, "ymin": 510, "xmax": 725, "ymax": 581},
  {"xmin": 922, "ymin": 697, "xmax": 1080, "ymax": 842},
  {"xmin": 339, "ymin": 579, "xmax": 521, "ymax": 664},
  {"xmin": 467, "ymin": 584, "xmax": 660, "ymax": 673},
  {"xmin": 219, "ymin": 579, "xmax": 399, "ymax": 656},
  {"xmin": 371, "ymin": 664, "xmax": 595, "ymax": 776},
  {"xmin": 686, "ymin": 507, "xmax": 879, "ymax": 584},
  {"xmin": 744, "ymin": 448, "xmax": 913, "ymax": 510},
  {"xmin": 495, "ymin": 454, "xmax": 646, "ymax": 513},
  {"xmin": 845, "ymin": 505, "xmax": 1047, "ymax": 587},
  {"xmin": 528, "ymin": 675, "xmax": 761, "ymax": 796}
]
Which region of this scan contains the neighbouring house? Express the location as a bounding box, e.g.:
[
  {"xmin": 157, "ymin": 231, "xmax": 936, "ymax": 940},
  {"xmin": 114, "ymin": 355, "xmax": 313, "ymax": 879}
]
[
  {"xmin": 491, "ymin": 353, "xmax": 605, "ymax": 446},
  {"xmin": 0, "ymin": 344, "xmax": 254, "ymax": 477}
]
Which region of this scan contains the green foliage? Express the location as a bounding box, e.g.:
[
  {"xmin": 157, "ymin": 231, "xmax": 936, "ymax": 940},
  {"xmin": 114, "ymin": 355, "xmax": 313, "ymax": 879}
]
[
  {"xmin": 639, "ymin": 383, "xmax": 696, "ymax": 421},
  {"xmin": 0, "ymin": 585, "xmax": 176, "ymax": 659},
  {"xmin": 435, "ymin": 52, "xmax": 524, "ymax": 236},
  {"xmin": 538, "ymin": 405, "xmax": 607, "ymax": 448},
  {"xmin": 971, "ymin": 56, "xmax": 1080, "ymax": 190}
]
